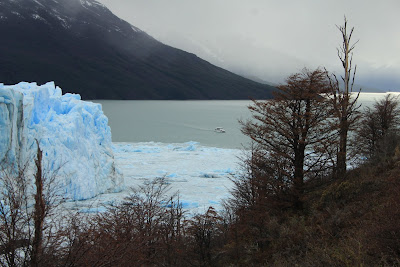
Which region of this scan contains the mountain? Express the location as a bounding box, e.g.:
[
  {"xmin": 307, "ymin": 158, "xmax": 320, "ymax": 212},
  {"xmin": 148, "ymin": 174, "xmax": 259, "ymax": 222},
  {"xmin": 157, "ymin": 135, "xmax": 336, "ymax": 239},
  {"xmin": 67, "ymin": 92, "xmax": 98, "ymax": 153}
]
[{"xmin": 0, "ymin": 0, "xmax": 275, "ymax": 100}]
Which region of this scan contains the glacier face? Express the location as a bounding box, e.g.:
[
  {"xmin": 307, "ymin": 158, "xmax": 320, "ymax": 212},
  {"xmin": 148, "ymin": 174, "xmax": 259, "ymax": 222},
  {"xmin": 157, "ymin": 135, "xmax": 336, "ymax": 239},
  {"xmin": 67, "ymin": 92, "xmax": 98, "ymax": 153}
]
[{"xmin": 0, "ymin": 82, "xmax": 123, "ymax": 200}]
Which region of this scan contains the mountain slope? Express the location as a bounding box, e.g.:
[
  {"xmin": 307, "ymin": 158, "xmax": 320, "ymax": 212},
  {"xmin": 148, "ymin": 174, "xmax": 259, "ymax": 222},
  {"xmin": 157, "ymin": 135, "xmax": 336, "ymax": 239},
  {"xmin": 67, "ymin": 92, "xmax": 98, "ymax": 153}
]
[{"xmin": 0, "ymin": 0, "xmax": 275, "ymax": 99}]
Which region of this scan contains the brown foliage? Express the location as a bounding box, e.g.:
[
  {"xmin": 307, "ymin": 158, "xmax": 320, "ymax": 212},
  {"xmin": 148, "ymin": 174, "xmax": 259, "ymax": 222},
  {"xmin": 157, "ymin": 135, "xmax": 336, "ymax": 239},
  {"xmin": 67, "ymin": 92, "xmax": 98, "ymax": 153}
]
[
  {"xmin": 240, "ymin": 68, "xmax": 334, "ymax": 209},
  {"xmin": 186, "ymin": 207, "xmax": 225, "ymax": 266},
  {"xmin": 67, "ymin": 178, "xmax": 189, "ymax": 266},
  {"xmin": 220, "ymin": 156, "xmax": 400, "ymax": 266}
]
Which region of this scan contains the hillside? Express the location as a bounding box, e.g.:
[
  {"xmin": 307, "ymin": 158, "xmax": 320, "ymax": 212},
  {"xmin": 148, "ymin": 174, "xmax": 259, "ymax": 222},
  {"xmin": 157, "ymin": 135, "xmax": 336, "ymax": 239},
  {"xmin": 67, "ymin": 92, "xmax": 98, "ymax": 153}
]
[
  {"xmin": 0, "ymin": 0, "xmax": 275, "ymax": 100},
  {"xmin": 297, "ymin": 161, "xmax": 400, "ymax": 265},
  {"xmin": 226, "ymin": 159, "xmax": 400, "ymax": 265}
]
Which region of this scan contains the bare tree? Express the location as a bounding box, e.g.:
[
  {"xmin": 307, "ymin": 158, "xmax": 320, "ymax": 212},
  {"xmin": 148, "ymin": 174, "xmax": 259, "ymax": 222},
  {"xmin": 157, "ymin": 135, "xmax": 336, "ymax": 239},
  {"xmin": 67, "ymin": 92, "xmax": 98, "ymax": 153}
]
[
  {"xmin": 373, "ymin": 94, "xmax": 400, "ymax": 137},
  {"xmin": 0, "ymin": 141, "xmax": 60, "ymax": 267},
  {"xmin": 226, "ymin": 143, "xmax": 294, "ymax": 217},
  {"xmin": 0, "ymin": 161, "xmax": 31, "ymax": 267},
  {"xmin": 327, "ymin": 16, "xmax": 361, "ymax": 177},
  {"xmin": 30, "ymin": 141, "xmax": 47, "ymax": 267},
  {"xmin": 241, "ymin": 68, "xmax": 334, "ymax": 209},
  {"xmin": 357, "ymin": 94, "xmax": 400, "ymax": 161}
]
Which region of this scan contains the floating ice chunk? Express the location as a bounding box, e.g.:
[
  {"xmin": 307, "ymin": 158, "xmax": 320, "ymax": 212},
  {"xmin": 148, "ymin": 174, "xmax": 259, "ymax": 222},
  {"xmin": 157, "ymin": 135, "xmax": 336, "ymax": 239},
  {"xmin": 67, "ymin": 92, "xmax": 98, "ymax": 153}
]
[
  {"xmin": 172, "ymin": 141, "xmax": 199, "ymax": 151},
  {"xmin": 200, "ymin": 173, "xmax": 220, "ymax": 178},
  {"xmin": 180, "ymin": 201, "xmax": 199, "ymax": 209},
  {"xmin": 215, "ymin": 168, "xmax": 235, "ymax": 174},
  {"xmin": 79, "ymin": 207, "xmax": 108, "ymax": 213}
]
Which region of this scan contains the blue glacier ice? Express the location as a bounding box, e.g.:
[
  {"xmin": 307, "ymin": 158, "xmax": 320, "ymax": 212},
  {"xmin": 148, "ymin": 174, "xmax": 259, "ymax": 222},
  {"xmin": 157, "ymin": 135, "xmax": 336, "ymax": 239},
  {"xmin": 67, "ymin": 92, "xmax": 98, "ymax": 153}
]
[{"xmin": 0, "ymin": 82, "xmax": 123, "ymax": 200}]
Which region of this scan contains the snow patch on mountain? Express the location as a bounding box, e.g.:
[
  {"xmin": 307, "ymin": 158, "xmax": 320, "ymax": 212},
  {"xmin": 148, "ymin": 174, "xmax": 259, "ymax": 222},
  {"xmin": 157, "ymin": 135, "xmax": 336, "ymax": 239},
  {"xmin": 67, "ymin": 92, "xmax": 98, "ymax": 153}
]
[
  {"xmin": 33, "ymin": 0, "xmax": 45, "ymax": 8},
  {"xmin": 31, "ymin": 14, "xmax": 46, "ymax": 22},
  {"xmin": 11, "ymin": 11, "xmax": 21, "ymax": 17},
  {"xmin": 54, "ymin": 14, "xmax": 70, "ymax": 28},
  {"xmin": 80, "ymin": 0, "xmax": 106, "ymax": 10},
  {"xmin": 130, "ymin": 25, "xmax": 142, "ymax": 33}
]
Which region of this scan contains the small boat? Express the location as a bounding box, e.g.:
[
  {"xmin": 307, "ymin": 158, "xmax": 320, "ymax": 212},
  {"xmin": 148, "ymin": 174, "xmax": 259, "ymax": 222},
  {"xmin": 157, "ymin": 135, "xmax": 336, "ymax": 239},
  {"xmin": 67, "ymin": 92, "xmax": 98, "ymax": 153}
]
[{"xmin": 214, "ymin": 127, "xmax": 226, "ymax": 133}]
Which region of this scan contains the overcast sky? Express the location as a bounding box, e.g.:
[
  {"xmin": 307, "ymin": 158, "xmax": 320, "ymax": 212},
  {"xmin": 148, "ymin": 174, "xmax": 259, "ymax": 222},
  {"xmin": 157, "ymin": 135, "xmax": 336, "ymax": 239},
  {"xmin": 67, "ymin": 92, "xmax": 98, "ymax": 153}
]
[{"xmin": 98, "ymin": 0, "xmax": 400, "ymax": 91}]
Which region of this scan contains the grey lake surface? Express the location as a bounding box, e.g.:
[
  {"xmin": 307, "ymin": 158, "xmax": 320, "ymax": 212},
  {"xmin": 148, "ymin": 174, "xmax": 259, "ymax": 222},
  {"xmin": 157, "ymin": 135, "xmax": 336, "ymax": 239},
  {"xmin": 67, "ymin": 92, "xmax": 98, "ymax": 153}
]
[{"xmin": 95, "ymin": 93, "xmax": 400, "ymax": 149}]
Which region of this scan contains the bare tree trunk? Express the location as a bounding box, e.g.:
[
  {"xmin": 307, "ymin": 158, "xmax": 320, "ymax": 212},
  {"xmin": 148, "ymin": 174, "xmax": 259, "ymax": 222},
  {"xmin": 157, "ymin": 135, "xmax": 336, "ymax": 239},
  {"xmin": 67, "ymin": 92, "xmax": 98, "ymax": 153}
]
[
  {"xmin": 337, "ymin": 119, "xmax": 349, "ymax": 177},
  {"xmin": 330, "ymin": 17, "xmax": 360, "ymax": 177},
  {"xmin": 31, "ymin": 141, "xmax": 45, "ymax": 267},
  {"xmin": 293, "ymin": 147, "xmax": 305, "ymax": 209}
]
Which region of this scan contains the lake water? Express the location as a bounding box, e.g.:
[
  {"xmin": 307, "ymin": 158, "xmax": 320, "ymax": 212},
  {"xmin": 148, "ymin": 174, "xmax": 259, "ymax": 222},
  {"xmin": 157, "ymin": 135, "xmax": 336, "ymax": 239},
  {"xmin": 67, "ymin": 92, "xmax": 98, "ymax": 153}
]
[
  {"xmin": 95, "ymin": 100, "xmax": 253, "ymax": 149},
  {"xmin": 95, "ymin": 93, "xmax": 400, "ymax": 149}
]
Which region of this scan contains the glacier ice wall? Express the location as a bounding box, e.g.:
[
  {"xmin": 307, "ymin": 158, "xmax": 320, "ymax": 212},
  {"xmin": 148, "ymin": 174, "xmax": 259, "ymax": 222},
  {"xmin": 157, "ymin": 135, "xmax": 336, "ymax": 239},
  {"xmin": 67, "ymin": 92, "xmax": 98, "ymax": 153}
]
[{"xmin": 0, "ymin": 82, "xmax": 123, "ymax": 200}]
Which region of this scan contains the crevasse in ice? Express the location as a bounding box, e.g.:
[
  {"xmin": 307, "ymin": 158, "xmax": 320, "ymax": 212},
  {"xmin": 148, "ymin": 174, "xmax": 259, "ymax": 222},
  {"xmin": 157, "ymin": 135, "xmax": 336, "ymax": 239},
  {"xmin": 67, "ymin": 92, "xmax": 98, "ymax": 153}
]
[{"xmin": 0, "ymin": 82, "xmax": 123, "ymax": 200}]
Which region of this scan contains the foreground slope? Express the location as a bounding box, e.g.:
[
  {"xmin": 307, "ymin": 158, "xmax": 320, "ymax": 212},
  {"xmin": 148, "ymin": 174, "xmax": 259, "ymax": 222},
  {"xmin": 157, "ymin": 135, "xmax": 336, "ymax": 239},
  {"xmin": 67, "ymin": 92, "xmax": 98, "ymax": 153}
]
[
  {"xmin": 229, "ymin": 159, "xmax": 400, "ymax": 265},
  {"xmin": 0, "ymin": 0, "xmax": 275, "ymax": 99}
]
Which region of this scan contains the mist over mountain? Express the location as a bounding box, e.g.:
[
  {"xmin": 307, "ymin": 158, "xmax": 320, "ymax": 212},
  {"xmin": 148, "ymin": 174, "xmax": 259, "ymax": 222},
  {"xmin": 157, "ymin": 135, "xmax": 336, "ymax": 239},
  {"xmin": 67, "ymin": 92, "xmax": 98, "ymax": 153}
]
[
  {"xmin": 0, "ymin": 0, "xmax": 275, "ymax": 99},
  {"xmin": 154, "ymin": 32, "xmax": 400, "ymax": 93}
]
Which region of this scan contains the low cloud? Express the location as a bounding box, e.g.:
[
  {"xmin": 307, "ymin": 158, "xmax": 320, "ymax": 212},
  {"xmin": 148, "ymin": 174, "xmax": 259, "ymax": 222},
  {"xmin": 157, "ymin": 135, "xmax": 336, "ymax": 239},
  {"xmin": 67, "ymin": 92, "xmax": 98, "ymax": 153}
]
[{"xmin": 98, "ymin": 0, "xmax": 400, "ymax": 91}]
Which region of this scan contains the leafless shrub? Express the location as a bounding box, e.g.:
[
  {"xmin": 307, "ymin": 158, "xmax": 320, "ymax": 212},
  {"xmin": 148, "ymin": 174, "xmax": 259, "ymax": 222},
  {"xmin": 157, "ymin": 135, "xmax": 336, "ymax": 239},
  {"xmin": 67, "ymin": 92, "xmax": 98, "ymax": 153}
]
[{"xmin": 70, "ymin": 177, "xmax": 187, "ymax": 266}]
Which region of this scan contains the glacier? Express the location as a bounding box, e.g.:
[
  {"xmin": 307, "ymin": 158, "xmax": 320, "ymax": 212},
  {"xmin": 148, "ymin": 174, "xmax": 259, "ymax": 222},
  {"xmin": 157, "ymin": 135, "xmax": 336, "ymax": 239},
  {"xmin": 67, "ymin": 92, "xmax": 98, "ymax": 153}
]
[{"xmin": 0, "ymin": 82, "xmax": 123, "ymax": 200}]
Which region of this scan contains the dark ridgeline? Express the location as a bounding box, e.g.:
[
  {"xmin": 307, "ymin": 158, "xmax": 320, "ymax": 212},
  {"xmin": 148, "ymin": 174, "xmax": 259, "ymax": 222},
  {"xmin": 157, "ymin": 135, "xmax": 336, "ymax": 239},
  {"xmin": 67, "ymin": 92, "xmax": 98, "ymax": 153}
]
[{"xmin": 0, "ymin": 0, "xmax": 275, "ymax": 100}]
